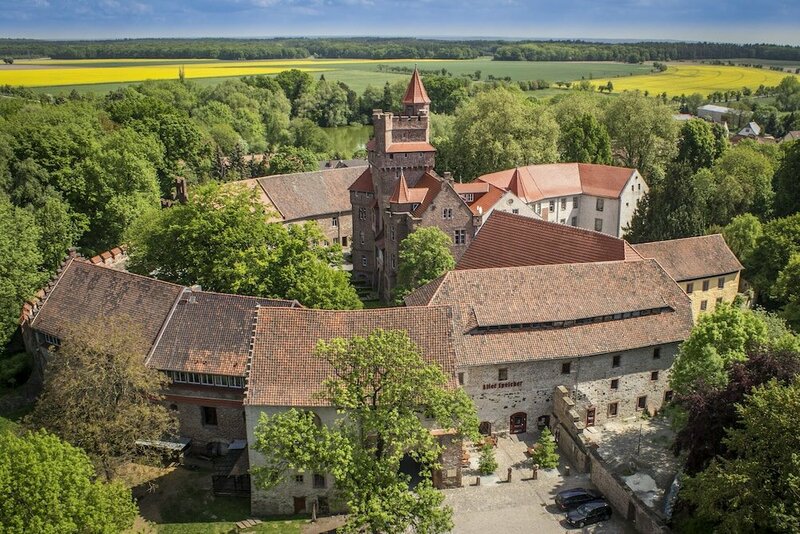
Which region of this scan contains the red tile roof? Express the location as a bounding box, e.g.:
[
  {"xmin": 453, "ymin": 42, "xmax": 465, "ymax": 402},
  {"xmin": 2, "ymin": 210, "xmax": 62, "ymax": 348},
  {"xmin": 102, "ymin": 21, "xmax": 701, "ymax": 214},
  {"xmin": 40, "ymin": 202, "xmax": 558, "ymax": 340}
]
[
  {"xmin": 147, "ymin": 291, "xmax": 298, "ymax": 376},
  {"xmin": 466, "ymin": 184, "xmax": 504, "ymax": 216},
  {"xmin": 631, "ymin": 234, "xmax": 743, "ymax": 282},
  {"xmin": 456, "ymin": 211, "xmax": 628, "ymax": 270},
  {"xmin": 402, "ymin": 68, "xmax": 431, "ymax": 105},
  {"xmin": 453, "ymin": 182, "xmax": 490, "ymax": 195},
  {"xmin": 405, "ymin": 260, "xmax": 693, "ymax": 367},
  {"xmin": 477, "ymin": 163, "xmax": 637, "ymax": 201},
  {"xmin": 386, "ymin": 142, "xmax": 436, "ymax": 153},
  {"xmin": 348, "ymin": 168, "xmax": 374, "ymax": 192},
  {"xmin": 411, "ymin": 172, "xmax": 449, "ymax": 217},
  {"xmin": 245, "ymin": 307, "xmax": 457, "ymax": 406}
]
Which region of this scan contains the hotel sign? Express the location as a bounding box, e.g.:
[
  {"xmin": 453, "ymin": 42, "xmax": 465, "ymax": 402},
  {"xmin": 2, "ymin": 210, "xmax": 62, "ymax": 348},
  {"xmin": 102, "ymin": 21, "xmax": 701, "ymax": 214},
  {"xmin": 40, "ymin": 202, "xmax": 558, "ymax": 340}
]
[{"xmin": 482, "ymin": 381, "xmax": 523, "ymax": 390}]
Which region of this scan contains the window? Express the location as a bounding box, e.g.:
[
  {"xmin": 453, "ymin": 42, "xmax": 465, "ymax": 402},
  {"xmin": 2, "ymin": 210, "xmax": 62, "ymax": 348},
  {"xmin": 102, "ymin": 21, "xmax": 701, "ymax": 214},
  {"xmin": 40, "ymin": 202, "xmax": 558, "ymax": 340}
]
[
  {"xmin": 718, "ymin": 276, "xmax": 725, "ymax": 288},
  {"xmin": 295, "ymin": 475, "xmax": 304, "ymax": 483},
  {"xmin": 596, "ymin": 198, "xmax": 604, "ymax": 212},
  {"xmin": 313, "ymin": 474, "xmax": 326, "ymax": 489},
  {"xmin": 442, "ymin": 208, "xmax": 453, "ymax": 219},
  {"xmin": 361, "ymin": 255, "xmax": 367, "ymax": 267},
  {"xmin": 686, "ymin": 282, "xmax": 694, "ymax": 294},
  {"xmin": 332, "ymin": 216, "xmax": 338, "ymax": 227},
  {"xmin": 610, "ymin": 379, "xmax": 619, "ymax": 390},
  {"xmin": 561, "ymin": 362, "xmax": 571, "ymax": 375},
  {"xmin": 700, "ymin": 300, "xmax": 708, "ymax": 311},
  {"xmin": 594, "ymin": 218, "xmax": 603, "ymax": 232},
  {"xmin": 201, "ymin": 374, "xmax": 214, "ymax": 385},
  {"xmin": 358, "ymin": 207, "xmax": 366, "ymax": 220},
  {"xmin": 390, "ymin": 225, "xmax": 396, "ymax": 242},
  {"xmin": 608, "ymin": 402, "xmax": 619, "ymax": 417},
  {"xmin": 664, "ymin": 390, "xmax": 674, "ymax": 403},
  {"xmin": 411, "ymin": 203, "xmax": 420, "ymax": 211},
  {"xmin": 716, "ymin": 297, "xmax": 723, "ymax": 304},
  {"xmin": 560, "ymin": 218, "xmax": 565, "ymax": 224},
  {"xmin": 498, "ymin": 368, "xmax": 508, "ymax": 381},
  {"xmin": 631, "ymin": 184, "xmax": 634, "ymax": 191},
  {"xmin": 549, "ymin": 200, "xmax": 555, "ymax": 212},
  {"xmin": 201, "ymin": 406, "xmax": 218, "ymax": 426},
  {"xmin": 42, "ymin": 332, "xmax": 61, "ymax": 346},
  {"xmin": 573, "ymin": 196, "xmax": 579, "ymax": 206},
  {"xmin": 391, "ymin": 253, "xmax": 396, "ymax": 270},
  {"xmin": 512, "ymin": 208, "xmax": 519, "ymax": 214},
  {"xmin": 612, "ymin": 355, "xmax": 621, "ymax": 368},
  {"xmin": 653, "ymin": 347, "xmax": 661, "ymax": 360},
  {"xmin": 457, "ymin": 372, "xmax": 465, "ymax": 386},
  {"xmin": 359, "ymin": 231, "xmax": 365, "ymax": 245},
  {"xmin": 535, "ymin": 203, "xmax": 541, "ymax": 214},
  {"xmin": 571, "ymin": 217, "xmax": 577, "ymax": 226},
  {"xmin": 342, "ymin": 236, "xmax": 348, "ymax": 247},
  {"xmin": 637, "ymin": 396, "xmax": 647, "ymax": 410},
  {"xmin": 560, "ymin": 198, "xmax": 566, "ymax": 210},
  {"xmin": 702, "ymin": 280, "xmax": 709, "ymax": 291},
  {"xmin": 454, "ymin": 229, "xmax": 466, "ymax": 245},
  {"xmin": 638, "ymin": 183, "xmax": 641, "ymax": 191},
  {"xmin": 464, "ymin": 193, "xmax": 474, "ymax": 202},
  {"xmin": 651, "ymin": 371, "xmax": 659, "ymax": 381}
]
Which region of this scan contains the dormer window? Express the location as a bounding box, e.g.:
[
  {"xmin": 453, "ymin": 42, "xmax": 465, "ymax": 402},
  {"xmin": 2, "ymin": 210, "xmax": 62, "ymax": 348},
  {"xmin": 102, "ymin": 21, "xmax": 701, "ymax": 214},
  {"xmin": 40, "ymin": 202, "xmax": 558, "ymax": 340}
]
[
  {"xmin": 412, "ymin": 203, "xmax": 420, "ymax": 211},
  {"xmin": 464, "ymin": 193, "xmax": 474, "ymax": 202}
]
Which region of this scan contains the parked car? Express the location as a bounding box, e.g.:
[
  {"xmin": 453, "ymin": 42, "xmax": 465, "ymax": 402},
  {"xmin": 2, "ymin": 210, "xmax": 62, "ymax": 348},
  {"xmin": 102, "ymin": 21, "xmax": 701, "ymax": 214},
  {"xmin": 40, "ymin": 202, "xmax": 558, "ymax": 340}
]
[
  {"xmin": 565, "ymin": 500, "xmax": 613, "ymax": 528},
  {"xmin": 555, "ymin": 488, "xmax": 602, "ymax": 510}
]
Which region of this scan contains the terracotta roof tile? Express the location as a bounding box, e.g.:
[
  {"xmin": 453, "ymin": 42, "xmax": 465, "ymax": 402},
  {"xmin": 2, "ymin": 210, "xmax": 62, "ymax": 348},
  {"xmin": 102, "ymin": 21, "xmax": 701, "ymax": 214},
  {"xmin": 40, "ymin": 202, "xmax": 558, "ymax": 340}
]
[
  {"xmin": 348, "ymin": 168, "xmax": 374, "ymax": 192},
  {"xmin": 402, "ymin": 68, "xmax": 431, "ymax": 105},
  {"xmin": 406, "ymin": 260, "xmax": 693, "ymax": 367},
  {"xmin": 147, "ymin": 292, "xmax": 298, "ymax": 376},
  {"xmin": 466, "ymin": 184, "xmax": 504, "ymax": 216},
  {"xmin": 456, "ymin": 211, "xmax": 628, "ymax": 270},
  {"xmin": 631, "ymin": 234, "xmax": 743, "ymax": 282},
  {"xmin": 386, "ymin": 142, "xmax": 436, "ymax": 154},
  {"xmin": 30, "ymin": 260, "xmax": 184, "ymax": 348},
  {"xmin": 476, "ymin": 163, "xmax": 636, "ymax": 201},
  {"xmin": 411, "ymin": 172, "xmax": 448, "ymax": 217},
  {"xmin": 453, "ymin": 182, "xmax": 490, "ymax": 195},
  {"xmin": 251, "ymin": 166, "xmax": 367, "ymax": 221},
  {"xmin": 245, "ymin": 307, "xmax": 457, "ymax": 406}
]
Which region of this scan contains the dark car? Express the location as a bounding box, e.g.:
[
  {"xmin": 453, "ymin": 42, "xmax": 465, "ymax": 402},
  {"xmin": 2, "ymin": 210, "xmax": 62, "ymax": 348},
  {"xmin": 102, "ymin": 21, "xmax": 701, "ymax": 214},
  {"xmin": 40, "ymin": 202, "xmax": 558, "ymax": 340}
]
[
  {"xmin": 565, "ymin": 500, "xmax": 613, "ymax": 528},
  {"xmin": 554, "ymin": 488, "xmax": 602, "ymax": 510}
]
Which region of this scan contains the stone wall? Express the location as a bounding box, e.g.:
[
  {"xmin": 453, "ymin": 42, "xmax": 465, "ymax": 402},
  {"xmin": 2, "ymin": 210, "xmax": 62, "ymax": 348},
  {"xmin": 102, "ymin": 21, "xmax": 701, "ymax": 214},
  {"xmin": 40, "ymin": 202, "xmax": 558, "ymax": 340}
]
[
  {"xmin": 165, "ymin": 385, "xmax": 247, "ymax": 449},
  {"xmin": 303, "ymin": 212, "xmax": 353, "ymax": 250},
  {"xmin": 461, "ymin": 343, "xmax": 679, "ymax": 434}
]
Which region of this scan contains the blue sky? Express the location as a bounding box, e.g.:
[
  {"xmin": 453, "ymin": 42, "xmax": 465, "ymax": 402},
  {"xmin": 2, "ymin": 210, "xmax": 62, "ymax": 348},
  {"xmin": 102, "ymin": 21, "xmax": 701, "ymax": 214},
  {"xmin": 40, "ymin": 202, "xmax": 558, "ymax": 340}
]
[{"xmin": 2, "ymin": 0, "xmax": 799, "ymax": 45}]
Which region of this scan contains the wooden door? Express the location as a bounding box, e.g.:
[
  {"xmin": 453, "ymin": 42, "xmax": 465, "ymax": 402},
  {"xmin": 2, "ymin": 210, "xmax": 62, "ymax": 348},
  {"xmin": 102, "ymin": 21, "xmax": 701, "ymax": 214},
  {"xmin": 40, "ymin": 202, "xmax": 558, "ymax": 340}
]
[
  {"xmin": 510, "ymin": 412, "xmax": 527, "ymax": 434},
  {"xmin": 586, "ymin": 407, "xmax": 596, "ymax": 427},
  {"xmin": 293, "ymin": 496, "xmax": 306, "ymax": 515}
]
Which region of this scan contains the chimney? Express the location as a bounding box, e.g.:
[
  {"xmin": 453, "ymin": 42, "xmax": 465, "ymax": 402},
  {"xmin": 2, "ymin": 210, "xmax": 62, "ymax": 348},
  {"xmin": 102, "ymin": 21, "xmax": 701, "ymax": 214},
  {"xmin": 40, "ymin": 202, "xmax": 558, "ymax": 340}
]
[
  {"xmin": 444, "ymin": 171, "xmax": 453, "ymax": 183},
  {"xmin": 478, "ymin": 206, "xmax": 483, "ymax": 215},
  {"xmin": 175, "ymin": 177, "xmax": 189, "ymax": 204}
]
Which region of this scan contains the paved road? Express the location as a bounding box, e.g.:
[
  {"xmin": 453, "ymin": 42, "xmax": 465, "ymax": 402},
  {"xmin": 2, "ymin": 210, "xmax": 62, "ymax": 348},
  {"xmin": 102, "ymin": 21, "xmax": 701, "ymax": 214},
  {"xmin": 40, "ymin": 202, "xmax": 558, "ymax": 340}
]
[{"xmin": 444, "ymin": 472, "xmax": 634, "ymax": 534}]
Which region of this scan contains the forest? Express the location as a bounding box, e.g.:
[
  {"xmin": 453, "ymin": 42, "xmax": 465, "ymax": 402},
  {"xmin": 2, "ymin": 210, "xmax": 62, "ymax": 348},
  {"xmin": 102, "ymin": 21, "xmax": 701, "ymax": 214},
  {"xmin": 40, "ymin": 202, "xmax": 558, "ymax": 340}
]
[{"xmin": 2, "ymin": 37, "xmax": 800, "ymax": 62}]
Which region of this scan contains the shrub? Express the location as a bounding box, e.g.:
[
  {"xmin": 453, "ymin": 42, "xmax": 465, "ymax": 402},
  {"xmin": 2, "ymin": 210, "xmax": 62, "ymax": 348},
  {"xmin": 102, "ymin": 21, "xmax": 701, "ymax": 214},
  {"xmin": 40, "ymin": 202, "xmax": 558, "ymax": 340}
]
[
  {"xmin": 532, "ymin": 427, "xmax": 560, "ymax": 469},
  {"xmin": 477, "ymin": 442, "xmax": 498, "ymax": 475}
]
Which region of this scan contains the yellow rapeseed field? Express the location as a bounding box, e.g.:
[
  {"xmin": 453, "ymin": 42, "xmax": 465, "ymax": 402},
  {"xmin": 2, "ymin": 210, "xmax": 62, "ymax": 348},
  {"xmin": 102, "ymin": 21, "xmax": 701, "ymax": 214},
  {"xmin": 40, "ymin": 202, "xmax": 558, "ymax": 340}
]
[
  {"xmin": 593, "ymin": 63, "xmax": 797, "ymax": 97},
  {"xmin": 0, "ymin": 58, "xmax": 443, "ymax": 88}
]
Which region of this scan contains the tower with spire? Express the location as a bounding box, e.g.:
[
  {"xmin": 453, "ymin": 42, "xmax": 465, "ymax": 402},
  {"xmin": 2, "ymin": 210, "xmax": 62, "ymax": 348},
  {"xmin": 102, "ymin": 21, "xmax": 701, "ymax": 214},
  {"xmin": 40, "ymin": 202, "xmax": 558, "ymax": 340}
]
[{"xmin": 349, "ymin": 68, "xmax": 479, "ymax": 301}]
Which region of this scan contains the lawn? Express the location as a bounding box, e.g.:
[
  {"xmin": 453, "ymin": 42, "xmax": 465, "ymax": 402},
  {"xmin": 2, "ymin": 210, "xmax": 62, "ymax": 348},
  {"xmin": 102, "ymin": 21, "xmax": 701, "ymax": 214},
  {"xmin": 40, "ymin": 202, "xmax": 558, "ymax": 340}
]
[{"xmin": 593, "ymin": 62, "xmax": 797, "ymax": 97}]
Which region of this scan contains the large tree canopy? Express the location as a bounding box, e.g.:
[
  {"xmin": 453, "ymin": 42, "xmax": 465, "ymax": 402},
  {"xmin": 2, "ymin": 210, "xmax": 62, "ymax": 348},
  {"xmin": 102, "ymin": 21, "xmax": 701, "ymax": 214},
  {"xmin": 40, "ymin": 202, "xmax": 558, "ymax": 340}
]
[
  {"xmin": 773, "ymin": 140, "xmax": 800, "ymax": 217},
  {"xmin": 126, "ymin": 182, "xmax": 362, "ymax": 309},
  {"xmin": 395, "ymin": 227, "xmax": 455, "ymax": 303},
  {"xmin": 27, "ymin": 318, "xmax": 175, "ymax": 480},
  {"xmin": 558, "ymin": 113, "xmax": 612, "ymax": 164},
  {"xmin": 434, "ymin": 87, "xmax": 559, "ymax": 181},
  {"xmin": 253, "ymin": 329, "xmax": 478, "ymax": 534},
  {"xmin": 0, "ymin": 429, "xmax": 137, "ymax": 534}
]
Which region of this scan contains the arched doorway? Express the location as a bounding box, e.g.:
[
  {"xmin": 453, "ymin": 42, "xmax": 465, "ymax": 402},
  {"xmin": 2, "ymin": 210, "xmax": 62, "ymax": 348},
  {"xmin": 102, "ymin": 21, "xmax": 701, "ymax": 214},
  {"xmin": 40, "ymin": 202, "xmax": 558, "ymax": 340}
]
[{"xmin": 510, "ymin": 412, "xmax": 527, "ymax": 434}]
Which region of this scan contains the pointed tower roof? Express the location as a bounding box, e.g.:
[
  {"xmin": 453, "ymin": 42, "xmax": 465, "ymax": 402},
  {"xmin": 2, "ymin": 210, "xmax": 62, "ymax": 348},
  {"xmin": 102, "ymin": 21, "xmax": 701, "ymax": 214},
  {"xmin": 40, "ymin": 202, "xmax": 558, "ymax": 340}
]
[
  {"xmin": 389, "ymin": 171, "xmax": 411, "ymax": 203},
  {"xmin": 508, "ymin": 168, "xmax": 533, "ymax": 202},
  {"xmin": 402, "ymin": 67, "xmax": 431, "ymax": 105}
]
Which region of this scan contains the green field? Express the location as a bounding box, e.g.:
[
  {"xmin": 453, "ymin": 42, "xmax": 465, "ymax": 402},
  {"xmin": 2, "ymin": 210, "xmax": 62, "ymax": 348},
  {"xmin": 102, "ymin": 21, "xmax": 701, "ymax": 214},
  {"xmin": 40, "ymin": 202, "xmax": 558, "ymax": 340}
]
[{"xmin": 14, "ymin": 57, "xmax": 654, "ymax": 94}]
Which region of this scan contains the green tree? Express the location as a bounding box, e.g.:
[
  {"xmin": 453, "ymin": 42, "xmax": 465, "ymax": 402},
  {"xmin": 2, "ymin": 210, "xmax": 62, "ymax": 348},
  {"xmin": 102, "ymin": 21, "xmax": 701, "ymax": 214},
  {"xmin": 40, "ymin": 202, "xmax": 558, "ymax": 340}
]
[
  {"xmin": 395, "ymin": 227, "xmax": 456, "ymax": 302},
  {"xmin": 32, "ymin": 195, "xmax": 86, "ymax": 272},
  {"xmin": 127, "ymin": 183, "xmax": 361, "ymax": 309},
  {"xmin": 774, "ymin": 253, "xmax": 800, "ymax": 330},
  {"xmin": 274, "ymin": 69, "xmax": 315, "ymax": 116},
  {"xmin": 289, "ymin": 117, "xmax": 333, "ymax": 154},
  {"xmin": 683, "ymin": 379, "xmax": 800, "ymax": 532},
  {"xmin": 747, "ymin": 214, "xmax": 800, "ymax": 305},
  {"xmin": 531, "ymin": 427, "xmax": 559, "ymax": 469},
  {"xmin": 0, "ymin": 195, "xmax": 45, "ymax": 347},
  {"xmin": 0, "ymin": 430, "xmax": 137, "ymax": 534},
  {"xmin": 559, "ymin": 113, "xmax": 612, "ymax": 164},
  {"xmin": 676, "ymin": 119, "xmax": 721, "ymax": 173},
  {"xmin": 720, "ymin": 213, "xmax": 763, "ymax": 266},
  {"xmin": 297, "ymin": 79, "xmax": 351, "ymax": 127},
  {"xmin": 775, "ymin": 75, "xmax": 800, "ymax": 112},
  {"xmin": 773, "ymin": 140, "xmax": 800, "ymax": 217},
  {"xmin": 28, "ymin": 318, "xmax": 175, "ymax": 480},
  {"xmin": 604, "ymin": 91, "xmax": 678, "ymax": 179},
  {"xmin": 478, "ymin": 441, "xmax": 498, "ymax": 475},
  {"xmin": 424, "ymin": 76, "xmax": 469, "ymax": 115},
  {"xmin": 252, "ymin": 329, "xmax": 478, "ymax": 534},
  {"xmin": 670, "ymin": 304, "xmax": 768, "ymax": 395},
  {"xmin": 439, "ymin": 88, "xmax": 559, "ymax": 181},
  {"xmin": 267, "ymin": 145, "xmax": 319, "ymax": 175}
]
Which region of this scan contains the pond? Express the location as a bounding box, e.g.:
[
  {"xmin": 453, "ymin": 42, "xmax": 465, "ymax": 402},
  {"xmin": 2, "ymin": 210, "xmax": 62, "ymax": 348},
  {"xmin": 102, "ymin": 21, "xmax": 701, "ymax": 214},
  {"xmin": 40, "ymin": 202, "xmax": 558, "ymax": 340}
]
[{"xmin": 323, "ymin": 124, "xmax": 373, "ymax": 157}]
